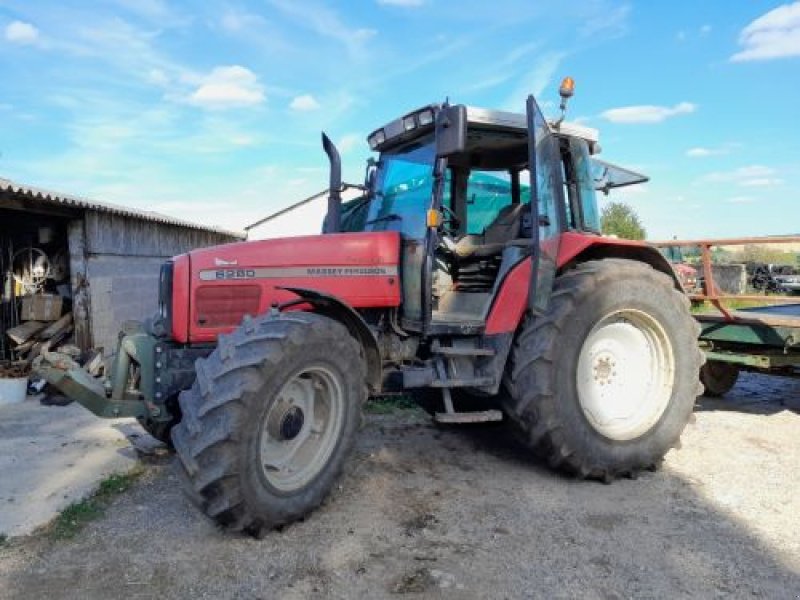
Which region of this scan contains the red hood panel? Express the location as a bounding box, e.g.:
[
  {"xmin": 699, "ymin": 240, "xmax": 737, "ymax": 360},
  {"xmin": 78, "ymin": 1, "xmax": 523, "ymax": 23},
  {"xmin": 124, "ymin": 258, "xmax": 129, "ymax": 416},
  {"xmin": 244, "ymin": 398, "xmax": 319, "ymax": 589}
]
[{"xmin": 186, "ymin": 232, "xmax": 401, "ymax": 343}]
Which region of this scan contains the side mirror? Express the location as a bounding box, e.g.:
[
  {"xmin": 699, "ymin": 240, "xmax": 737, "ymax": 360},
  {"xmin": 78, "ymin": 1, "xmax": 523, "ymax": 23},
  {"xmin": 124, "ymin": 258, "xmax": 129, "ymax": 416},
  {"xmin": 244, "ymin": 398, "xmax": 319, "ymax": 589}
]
[{"xmin": 435, "ymin": 105, "xmax": 466, "ymax": 157}]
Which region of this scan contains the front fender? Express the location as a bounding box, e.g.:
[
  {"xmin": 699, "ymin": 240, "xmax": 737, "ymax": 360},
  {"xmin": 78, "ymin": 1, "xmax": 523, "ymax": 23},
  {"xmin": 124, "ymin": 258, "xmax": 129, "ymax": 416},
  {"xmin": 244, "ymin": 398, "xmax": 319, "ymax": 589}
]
[{"xmin": 278, "ymin": 286, "xmax": 383, "ymax": 393}]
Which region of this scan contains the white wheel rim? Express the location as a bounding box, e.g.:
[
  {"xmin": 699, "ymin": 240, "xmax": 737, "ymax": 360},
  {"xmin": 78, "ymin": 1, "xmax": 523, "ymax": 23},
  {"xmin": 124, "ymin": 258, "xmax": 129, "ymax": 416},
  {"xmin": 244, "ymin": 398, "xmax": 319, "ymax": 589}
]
[
  {"xmin": 258, "ymin": 365, "xmax": 345, "ymax": 492},
  {"xmin": 576, "ymin": 309, "xmax": 675, "ymax": 441}
]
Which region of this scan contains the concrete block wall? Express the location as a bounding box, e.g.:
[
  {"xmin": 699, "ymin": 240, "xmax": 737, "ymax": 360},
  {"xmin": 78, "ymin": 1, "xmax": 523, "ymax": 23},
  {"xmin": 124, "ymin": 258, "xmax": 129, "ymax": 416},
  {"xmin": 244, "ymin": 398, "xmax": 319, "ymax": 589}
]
[
  {"xmin": 80, "ymin": 212, "xmax": 240, "ymax": 356},
  {"xmin": 710, "ymin": 264, "xmax": 747, "ymax": 295},
  {"xmin": 87, "ymin": 255, "xmax": 164, "ymax": 354}
]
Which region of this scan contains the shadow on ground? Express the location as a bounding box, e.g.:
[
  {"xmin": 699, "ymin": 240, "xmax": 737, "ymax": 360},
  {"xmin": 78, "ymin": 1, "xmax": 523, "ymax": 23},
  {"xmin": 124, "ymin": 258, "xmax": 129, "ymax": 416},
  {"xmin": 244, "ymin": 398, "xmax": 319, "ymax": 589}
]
[
  {"xmin": 696, "ymin": 371, "xmax": 800, "ymax": 416},
  {"xmin": 2, "ymin": 384, "xmax": 798, "ymax": 600}
]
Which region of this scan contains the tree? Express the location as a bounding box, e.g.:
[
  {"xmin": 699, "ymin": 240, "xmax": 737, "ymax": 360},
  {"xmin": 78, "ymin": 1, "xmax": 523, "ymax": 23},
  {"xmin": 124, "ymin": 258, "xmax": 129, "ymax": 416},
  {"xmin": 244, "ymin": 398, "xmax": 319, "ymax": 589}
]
[{"xmin": 600, "ymin": 201, "xmax": 646, "ymax": 240}]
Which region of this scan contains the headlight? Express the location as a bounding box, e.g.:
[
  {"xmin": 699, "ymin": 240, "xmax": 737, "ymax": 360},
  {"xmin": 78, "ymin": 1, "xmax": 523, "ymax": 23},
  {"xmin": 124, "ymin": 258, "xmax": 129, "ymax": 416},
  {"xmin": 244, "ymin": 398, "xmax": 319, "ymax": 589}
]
[
  {"xmin": 417, "ymin": 109, "xmax": 434, "ymax": 126},
  {"xmin": 368, "ymin": 130, "xmax": 386, "ymax": 150},
  {"xmin": 157, "ymin": 260, "xmax": 174, "ymax": 336}
]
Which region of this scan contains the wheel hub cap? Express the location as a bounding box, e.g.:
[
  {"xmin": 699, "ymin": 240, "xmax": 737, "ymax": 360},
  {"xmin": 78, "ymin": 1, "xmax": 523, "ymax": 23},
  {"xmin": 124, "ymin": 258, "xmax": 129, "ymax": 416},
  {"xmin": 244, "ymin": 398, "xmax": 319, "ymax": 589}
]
[
  {"xmin": 592, "ymin": 354, "xmax": 615, "ymax": 385},
  {"xmin": 279, "ymin": 406, "xmax": 304, "ymax": 440}
]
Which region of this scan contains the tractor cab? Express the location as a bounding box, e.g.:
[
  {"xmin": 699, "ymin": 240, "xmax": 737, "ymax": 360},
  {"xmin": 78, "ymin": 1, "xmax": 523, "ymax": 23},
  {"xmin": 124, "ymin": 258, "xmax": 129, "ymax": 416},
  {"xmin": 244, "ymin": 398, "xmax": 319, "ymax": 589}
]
[{"xmin": 340, "ymin": 101, "xmax": 646, "ymax": 336}]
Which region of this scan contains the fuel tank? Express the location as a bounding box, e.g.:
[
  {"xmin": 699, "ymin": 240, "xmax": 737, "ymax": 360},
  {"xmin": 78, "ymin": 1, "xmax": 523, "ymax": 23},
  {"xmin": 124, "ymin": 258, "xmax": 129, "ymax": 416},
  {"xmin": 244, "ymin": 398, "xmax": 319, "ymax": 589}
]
[{"xmin": 176, "ymin": 232, "xmax": 401, "ymax": 343}]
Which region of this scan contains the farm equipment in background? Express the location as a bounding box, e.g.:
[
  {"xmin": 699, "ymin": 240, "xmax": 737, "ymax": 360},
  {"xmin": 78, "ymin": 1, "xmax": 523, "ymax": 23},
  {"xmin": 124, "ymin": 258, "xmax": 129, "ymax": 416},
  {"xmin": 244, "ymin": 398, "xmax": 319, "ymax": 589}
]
[
  {"xmin": 653, "ymin": 236, "xmax": 800, "ymax": 397},
  {"xmin": 659, "ymin": 244, "xmax": 700, "ymax": 293},
  {"xmin": 748, "ymin": 263, "xmax": 800, "ymax": 295},
  {"xmin": 40, "ymin": 79, "xmax": 703, "ymax": 537}
]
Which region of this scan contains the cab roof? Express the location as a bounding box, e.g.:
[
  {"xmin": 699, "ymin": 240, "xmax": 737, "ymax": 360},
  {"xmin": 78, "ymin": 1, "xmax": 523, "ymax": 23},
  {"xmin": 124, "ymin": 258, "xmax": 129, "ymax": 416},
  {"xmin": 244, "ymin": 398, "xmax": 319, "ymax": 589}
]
[{"xmin": 367, "ymin": 104, "xmax": 600, "ymax": 154}]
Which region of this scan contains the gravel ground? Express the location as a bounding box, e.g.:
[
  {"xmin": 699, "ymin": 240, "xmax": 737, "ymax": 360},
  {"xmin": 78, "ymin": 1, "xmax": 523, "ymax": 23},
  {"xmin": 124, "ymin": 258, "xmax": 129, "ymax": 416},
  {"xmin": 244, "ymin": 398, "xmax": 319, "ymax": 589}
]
[{"xmin": 1, "ymin": 371, "xmax": 798, "ymax": 599}]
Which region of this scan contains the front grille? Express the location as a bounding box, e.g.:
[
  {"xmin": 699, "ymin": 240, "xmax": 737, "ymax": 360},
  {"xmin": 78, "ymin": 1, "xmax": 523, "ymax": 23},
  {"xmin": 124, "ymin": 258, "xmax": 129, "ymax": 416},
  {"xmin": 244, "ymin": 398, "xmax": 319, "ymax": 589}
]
[{"xmin": 195, "ymin": 286, "xmax": 261, "ymax": 328}]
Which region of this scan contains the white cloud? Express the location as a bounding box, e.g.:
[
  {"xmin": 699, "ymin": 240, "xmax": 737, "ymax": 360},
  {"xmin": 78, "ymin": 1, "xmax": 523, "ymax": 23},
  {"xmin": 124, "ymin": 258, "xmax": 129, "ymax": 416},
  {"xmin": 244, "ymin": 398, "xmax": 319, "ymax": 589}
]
[
  {"xmin": 289, "ymin": 94, "xmax": 321, "ymax": 111},
  {"xmin": 700, "ymin": 24, "xmax": 712, "ymax": 35},
  {"xmin": 338, "ymin": 133, "xmax": 361, "ymax": 154},
  {"xmin": 686, "ymin": 147, "xmax": 713, "ymax": 158},
  {"xmin": 377, "ymin": 0, "xmax": 424, "ymax": 6},
  {"xmin": 579, "ymin": 5, "xmax": 630, "ymax": 38},
  {"xmin": 739, "ymin": 177, "xmax": 784, "ymax": 187},
  {"xmin": 702, "ymin": 165, "xmax": 784, "ymax": 187},
  {"xmin": 220, "ymin": 9, "xmax": 264, "ymax": 32},
  {"xmin": 5, "ymin": 20, "xmax": 40, "ymax": 44},
  {"xmin": 147, "ymin": 68, "xmax": 169, "ymax": 86},
  {"xmin": 266, "ymin": 1, "xmax": 376, "ymax": 56},
  {"xmin": 686, "ymin": 143, "xmax": 737, "ymax": 158},
  {"xmin": 731, "ymin": 1, "xmax": 800, "ymax": 62},
  {"xmin": 726, "ymin": 196, "xmax": 754, "ymax": 204},
  {"xmin": 501, "ymin": 51, "xmax": 564, "ymax": 112},
  {"xmin": 188, "ymin": 65, "xmax": 264, "ymax": 109},
  {"xmin": 601, "ymin": 102, "xmax": 696, "ymax": 124}
]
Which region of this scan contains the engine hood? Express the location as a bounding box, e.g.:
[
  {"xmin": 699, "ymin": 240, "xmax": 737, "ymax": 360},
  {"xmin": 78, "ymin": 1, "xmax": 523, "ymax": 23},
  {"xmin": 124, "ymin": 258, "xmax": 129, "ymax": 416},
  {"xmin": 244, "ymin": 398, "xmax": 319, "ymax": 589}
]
[{"xmin": 180, "ymin": 231, "xmax": 402, "ymax": 343}]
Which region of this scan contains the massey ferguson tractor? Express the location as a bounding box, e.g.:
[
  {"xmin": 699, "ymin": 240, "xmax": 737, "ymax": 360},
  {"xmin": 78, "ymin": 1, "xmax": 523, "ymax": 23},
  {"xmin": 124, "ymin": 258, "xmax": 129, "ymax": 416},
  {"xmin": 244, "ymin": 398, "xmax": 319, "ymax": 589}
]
[{"xmin": 41, "ymin": 79, "xmax": 703, "ymax": 537}]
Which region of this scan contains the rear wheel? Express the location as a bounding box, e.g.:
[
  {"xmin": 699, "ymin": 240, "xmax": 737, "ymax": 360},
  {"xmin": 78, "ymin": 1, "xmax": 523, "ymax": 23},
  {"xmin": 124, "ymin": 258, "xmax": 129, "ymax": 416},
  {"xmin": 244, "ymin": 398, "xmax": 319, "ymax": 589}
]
[
  {"xmin": 503, "ymin": 259, "xmax": 704, "ymax": 480},
  {"xmin": 172, "ymin": 312, "xmax": 366, "ymax": 536},
  {"xmin": 700, "ymin": 360, "xmax": 739, "ymax": 397}
]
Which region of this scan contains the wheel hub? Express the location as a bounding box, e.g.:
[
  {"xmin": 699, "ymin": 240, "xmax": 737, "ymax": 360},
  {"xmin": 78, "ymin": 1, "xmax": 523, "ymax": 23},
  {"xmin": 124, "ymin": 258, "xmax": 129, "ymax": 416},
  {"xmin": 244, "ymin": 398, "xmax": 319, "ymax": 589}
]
[
  {"xmin": 592, "ymin": 354, "xmax": 616, "ymax": 385},
  {"xmin": 279, "ymin": 406, "xmax": 305, "ymax": 440}
]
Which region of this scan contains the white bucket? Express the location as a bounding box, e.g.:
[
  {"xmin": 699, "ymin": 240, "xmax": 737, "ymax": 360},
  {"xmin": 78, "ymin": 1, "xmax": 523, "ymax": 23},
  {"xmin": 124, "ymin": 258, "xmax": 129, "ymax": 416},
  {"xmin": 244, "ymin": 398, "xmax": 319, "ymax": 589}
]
[{"xmin": 0, "ymin": 377, "xmax": 28, "ymax": 406}]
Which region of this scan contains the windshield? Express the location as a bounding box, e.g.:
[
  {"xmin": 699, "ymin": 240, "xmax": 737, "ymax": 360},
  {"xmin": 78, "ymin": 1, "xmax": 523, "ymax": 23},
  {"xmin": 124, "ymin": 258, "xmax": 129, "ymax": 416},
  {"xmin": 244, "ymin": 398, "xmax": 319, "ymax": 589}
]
[{"xmin": 363, "ymin": 137, "xmax": 435, "ymax": 239}]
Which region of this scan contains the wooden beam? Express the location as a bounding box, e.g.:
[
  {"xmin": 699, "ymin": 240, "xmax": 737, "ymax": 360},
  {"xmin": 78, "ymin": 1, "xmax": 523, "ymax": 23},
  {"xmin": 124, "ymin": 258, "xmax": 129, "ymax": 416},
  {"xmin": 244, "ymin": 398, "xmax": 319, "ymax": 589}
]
[{"xmin": 68, "ymin": 219, "xmax": 93, "ymax": 351}]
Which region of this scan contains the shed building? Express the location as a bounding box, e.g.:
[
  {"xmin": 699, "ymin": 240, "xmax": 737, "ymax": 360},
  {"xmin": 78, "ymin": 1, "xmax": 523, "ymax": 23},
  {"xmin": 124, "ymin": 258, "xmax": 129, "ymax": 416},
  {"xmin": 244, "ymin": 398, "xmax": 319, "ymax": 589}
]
[{"xmin": 0, "ymin": 178, "xmax": 243, "ymax": 360}]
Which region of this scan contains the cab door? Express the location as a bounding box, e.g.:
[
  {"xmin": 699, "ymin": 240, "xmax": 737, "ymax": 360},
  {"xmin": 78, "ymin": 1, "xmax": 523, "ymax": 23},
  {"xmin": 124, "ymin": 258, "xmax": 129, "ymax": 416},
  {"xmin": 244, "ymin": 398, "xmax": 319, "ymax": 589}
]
[{"xmin": 526, "ymin": 94, "xmax": 566, "ymax": 313}]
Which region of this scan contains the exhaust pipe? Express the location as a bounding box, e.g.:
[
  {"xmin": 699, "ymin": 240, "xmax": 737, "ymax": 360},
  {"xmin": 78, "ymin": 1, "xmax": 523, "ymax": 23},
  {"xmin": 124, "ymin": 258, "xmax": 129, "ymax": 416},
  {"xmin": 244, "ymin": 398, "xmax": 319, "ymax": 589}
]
[{"xmin": 322, "ymin": 132, "xmax": 341, "ymax": 233}]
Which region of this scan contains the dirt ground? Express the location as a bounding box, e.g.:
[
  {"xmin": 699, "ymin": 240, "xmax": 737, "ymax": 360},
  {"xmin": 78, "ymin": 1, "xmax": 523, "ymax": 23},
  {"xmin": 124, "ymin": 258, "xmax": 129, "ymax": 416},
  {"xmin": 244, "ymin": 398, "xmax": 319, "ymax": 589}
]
[{"xmin": 1, "ymin": 371, "xmax": 799, "ymax": 599}]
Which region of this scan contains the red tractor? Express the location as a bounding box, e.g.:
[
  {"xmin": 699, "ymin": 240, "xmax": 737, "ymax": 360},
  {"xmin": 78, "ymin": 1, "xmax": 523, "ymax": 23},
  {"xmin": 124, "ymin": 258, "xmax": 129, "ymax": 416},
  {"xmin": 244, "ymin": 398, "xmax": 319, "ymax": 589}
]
[{"xmin": 42, "ymin": 81, "xmax": 702, "ymax": 537}]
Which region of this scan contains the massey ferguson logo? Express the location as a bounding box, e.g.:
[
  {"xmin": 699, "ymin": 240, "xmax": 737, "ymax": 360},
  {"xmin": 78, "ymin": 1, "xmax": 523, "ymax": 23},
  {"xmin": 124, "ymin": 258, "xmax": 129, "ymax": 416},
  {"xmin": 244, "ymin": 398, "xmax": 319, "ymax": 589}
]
[
  {"xmin": 214, "ymin": 257, "xmax": 238, "ymax": 267},
  {"xmin": 306, "ymin": 267, "xmax": 389, "ymax": 276}
]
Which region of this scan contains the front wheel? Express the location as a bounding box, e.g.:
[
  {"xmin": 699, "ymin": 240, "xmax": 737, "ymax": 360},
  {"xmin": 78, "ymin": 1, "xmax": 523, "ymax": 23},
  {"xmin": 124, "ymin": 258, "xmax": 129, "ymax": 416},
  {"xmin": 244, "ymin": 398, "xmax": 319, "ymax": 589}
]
[
  {"xmin": 503, "ymin": 259, "xmax": 704, "ymax": 480},
  {"xmin": 172, "ymin": 312, "xmax": 366, "ymax": 536}
]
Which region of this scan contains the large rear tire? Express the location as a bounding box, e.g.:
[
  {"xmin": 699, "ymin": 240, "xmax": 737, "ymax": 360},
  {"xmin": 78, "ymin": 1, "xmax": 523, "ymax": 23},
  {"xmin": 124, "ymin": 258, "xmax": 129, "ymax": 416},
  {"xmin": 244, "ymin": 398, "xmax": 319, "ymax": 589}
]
[
  {"xmin": 503, "ymin": 259, "xmax": 704, "ymax": 480},
  {"xmin": 172, "ymin": 312, "xmax": 366, "ymax": 536}
]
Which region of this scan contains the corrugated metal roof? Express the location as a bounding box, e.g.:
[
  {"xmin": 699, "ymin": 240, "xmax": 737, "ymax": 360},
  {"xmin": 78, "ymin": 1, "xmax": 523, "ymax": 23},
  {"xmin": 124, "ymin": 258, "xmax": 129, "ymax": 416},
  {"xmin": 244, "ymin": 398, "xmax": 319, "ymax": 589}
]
[{"xmin": 0, "ymin": 177, "xmax": 245, "ymax": 239}]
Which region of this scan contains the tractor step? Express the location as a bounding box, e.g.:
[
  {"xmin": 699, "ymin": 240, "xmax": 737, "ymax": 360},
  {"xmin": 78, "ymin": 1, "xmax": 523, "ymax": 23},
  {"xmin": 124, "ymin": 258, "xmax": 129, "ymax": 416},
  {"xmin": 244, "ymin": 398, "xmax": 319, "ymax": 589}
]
[
  {"xmin": 430, "ymin": 340, "xmax": 495, "ymax": 357},
  {"xmin": 430, "ymin": 377, "xmax": 495, "ymax": 388},
  {"xmin": 434, "ymin": 409, "xmax": 503, "ymax": 424}
]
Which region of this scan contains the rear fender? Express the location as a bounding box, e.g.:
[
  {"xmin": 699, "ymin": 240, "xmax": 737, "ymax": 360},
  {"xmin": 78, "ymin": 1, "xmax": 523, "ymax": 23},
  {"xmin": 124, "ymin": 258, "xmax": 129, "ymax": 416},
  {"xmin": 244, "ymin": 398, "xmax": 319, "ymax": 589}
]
[
  {"xmin": 484, "ymin": 235, "xmax": 681, "ymax": 335},
  {"xmin": 279, "ymin": 286, "xmax": 382, "ymax": 393},
  {"xmin": 559, "ymin": 236, "xmax": 682, "ymax": 290}
]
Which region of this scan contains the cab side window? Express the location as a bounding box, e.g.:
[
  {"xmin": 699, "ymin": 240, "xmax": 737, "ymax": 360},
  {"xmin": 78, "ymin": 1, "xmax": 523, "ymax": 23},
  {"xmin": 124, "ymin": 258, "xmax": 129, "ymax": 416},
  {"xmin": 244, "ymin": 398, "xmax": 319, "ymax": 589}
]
[{"xmin": 464, "ymin": 170, "xmax": 514, "ymax": 235}]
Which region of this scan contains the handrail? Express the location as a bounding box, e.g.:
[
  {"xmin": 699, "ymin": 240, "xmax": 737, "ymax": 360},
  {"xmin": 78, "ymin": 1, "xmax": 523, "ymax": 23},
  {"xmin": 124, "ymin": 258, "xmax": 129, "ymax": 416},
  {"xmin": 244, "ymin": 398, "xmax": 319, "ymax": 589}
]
[{"xmin": 650, "ymin": 236, "xmax": 800, "ymax": 321}]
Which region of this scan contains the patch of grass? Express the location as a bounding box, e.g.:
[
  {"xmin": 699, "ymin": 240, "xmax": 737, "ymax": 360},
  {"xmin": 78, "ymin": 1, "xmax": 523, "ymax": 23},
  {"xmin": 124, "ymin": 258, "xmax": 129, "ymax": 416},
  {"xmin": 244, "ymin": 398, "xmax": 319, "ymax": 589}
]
[
  {"xmin": 365, "ymin": 395, "xmax": 420, "ymax": 415},
  {"xmin": 691, "ymin": 299, "xmax": 786, "ymax": 314},
  {"xmin": 48, "ymin": 467, "xmax": 144, "ymax": 540}
]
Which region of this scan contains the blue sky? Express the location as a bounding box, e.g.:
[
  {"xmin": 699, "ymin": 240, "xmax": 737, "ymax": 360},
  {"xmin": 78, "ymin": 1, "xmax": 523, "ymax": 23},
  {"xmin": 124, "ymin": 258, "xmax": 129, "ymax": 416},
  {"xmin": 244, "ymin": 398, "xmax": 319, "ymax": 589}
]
[{"xmin": 1, "ymin": 1, "xmax": 799, "ymax": 239}]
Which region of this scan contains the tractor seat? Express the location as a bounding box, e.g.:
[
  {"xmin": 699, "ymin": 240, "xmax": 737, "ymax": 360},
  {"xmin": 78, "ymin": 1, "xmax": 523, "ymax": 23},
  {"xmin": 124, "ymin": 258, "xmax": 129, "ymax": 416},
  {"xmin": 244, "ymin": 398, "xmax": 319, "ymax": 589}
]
[{"xmin": 453, "ymin": 203, "xmax": 526, "ymax": 260}]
